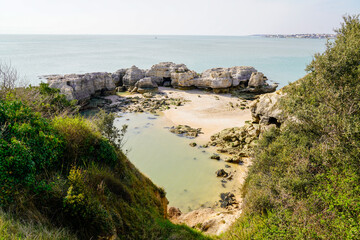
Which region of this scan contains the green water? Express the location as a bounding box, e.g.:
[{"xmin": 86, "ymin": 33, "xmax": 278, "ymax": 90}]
[{"xmin": 114, "ymin": 112, "xmax": 242, "ymax": 212}]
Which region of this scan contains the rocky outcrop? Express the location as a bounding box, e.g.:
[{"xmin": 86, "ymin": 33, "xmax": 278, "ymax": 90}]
[
  {"xmin": 209, "ymin": 90, "xmax": 285, "ymax": 163},
  {"xmin": 169, "ymin": 125, "xmax": 202, "ymax": 138},
  {"xmin": 228, "ymin": 66, "xmax": 257, "ymax": 87},
  {"xmin": 171, "ymin": 70, "xmax": 198, "ymax": 87},
  {"xmin": 45, "ymin": 62, "xmax": 277, "ymax": 105},
  {"xmin": 46, "ymin": 72, "xmax": 116, "ymax": 103},
  {"xmin": 195, "ymin": 68, "xmax": 232, "ymax": 88},
  {"xmin": 246, "ymin": 72, "xmax": 277, "ymax": 93},
  {"xmin": 250, "ymin": 90, "xmax": 285, "ymax": 125},
  {"xmin": 208, "ymin": 124, "xmax": 262, "ymax": 161},
  {"xmin": 123, "ymin": 65, "xmax": 145, "ymax": 87},
  {"xmin": 132, "ymin": 77, "xmax": 159, "ymax": 93}
]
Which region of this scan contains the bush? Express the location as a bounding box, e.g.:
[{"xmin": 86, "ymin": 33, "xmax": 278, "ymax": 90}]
[
  {"xmin": 52, "ymin": 116, "xmax": 118, "ymax": 168},
  {"xmin": 222, "ymin": 15, "xmax": 360, "ymax": 239},
  {"xmin": 0, "ymin": 100, "xmax": 64, "ymax": 206}
]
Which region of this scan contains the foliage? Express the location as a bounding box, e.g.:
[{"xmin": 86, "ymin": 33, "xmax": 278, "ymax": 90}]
[
  {"xmin": 222, "ymin": 15, "xmax": 360, "ymax": 239},
  {"xmin": 93, "ymin": 109, "xmax": 128, "ymax": 150},
  {"xmin": 52, "ymin": 116, "xmax": 118, "ymax": 168},
  {"xmin": 0, "ymin": 97, "xmax": 209, "ymax": 239},
  {"xmin": 0, "ymin": 100, "xmax": 64, "ymax": 206}
]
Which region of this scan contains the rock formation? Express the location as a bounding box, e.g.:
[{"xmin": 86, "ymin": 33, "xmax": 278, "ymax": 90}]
[
  {"xmin": 46, "ymin": 72, "xmax": 116, "ymax": 103},
  {"xmin": 44, "ymin": 62, "xmax": 278, "ymax": 106},
  {"xmin": 250, "ymin": 90, "xmax": 285, "ymax": 125}
]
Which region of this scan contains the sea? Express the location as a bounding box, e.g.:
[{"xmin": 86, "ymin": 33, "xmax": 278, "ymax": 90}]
[
  {"xmin": 0, "ymin": 34, "xmax": 327, "ymax": 211},
  {"xmin": 0, "ymin": 34, "xmax": 327, "ymax": 87}
]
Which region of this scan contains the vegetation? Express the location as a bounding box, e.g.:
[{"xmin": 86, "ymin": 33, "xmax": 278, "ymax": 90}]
[
  {"xmin": 0, "ymin": 66, "xmax": 209, "ymax": 239},
  {"xmin": 221, "ymin": 15, "xmax": 360, "ymax": 239}
]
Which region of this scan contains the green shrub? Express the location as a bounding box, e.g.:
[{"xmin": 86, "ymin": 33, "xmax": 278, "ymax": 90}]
[
  {"xmin": 0, "ymin": 100, "xmax": 64, "ymax": 206},
  {"xmin": 52, "ymin": 116, "xmax": 118, "ymax": 168},
  {"xmin": 222, "ymin": 15, "xmax": 360, "ymax": 239}
]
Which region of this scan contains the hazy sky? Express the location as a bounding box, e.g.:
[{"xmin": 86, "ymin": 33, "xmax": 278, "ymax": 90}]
[{"xmin": 0, "ymin": 0, "xmax": 359, "ymax": 35}]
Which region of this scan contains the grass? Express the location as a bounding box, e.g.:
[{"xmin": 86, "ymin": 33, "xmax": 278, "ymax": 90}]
[{"xmin": 0, "ymin": 209, "xmax": 76, "ymax": 240}]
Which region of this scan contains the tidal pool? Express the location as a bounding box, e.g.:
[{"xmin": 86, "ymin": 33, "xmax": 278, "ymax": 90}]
[{"xmin": 114, "ymin": 112, "xmax": 243, "ymax": 212}]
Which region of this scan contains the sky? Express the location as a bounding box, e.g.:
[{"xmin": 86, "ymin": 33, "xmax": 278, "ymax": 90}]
[{"xmin": 0, "ymin": 0, "xmax": 359, "ymax": 35}]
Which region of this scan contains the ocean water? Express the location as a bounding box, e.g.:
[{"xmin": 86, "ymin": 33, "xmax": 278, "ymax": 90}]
[
  {"xmin": 1, "ymin": 34, "xmax": 328, "ymax": 211},
  {"xmin": 0, "ymin": 34, "xmax": 326, "ymax": 88}
]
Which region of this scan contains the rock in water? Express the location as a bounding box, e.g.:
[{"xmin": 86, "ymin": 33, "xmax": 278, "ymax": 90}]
[
  {"xmin": 210, "ymin": 154, "xmax": 220, "ymax": 160},
  {"xmin": 219, "ymin": 192, "xmax": 236, "ymax": 208},
  {"xmin": 169, "ymin": 125, "xmax": 202, "ymax": 138},
  {"xmin": 215, "ymin": 169, "xmax": 229, "ymax": 177},
  {"xmin": 189, "ymin": 142, "xmax": 197, "ymax": 147}
]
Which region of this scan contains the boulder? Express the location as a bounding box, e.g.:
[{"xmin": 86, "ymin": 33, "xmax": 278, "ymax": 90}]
[
  {"xmin": 170, "ymin": 71, "xmax": 198, "ymax": 87},
  {"xmin": 169, "ymin": 125, "xmax": 202, "ymax": 138},
  {"xmin": 123, "ymin": 65, "xmax": 145, "ymax": 86},
  {"xmin": 248, "ymin": 72, "xmax": 266, "ymax": 87},
  {"xmin": 210, "ymin": 154, "xmax": 220, "ymax": 160},
  {"xmin": 135, "ymin": 77, "xmax": 158, "ymax": 89},
  {"xmin": 146, "ymin": 62, "xmax": 191, "ymax": 86},
  {"xmin": 112, "ymin": 68, "xmax": 127, "ymax": 86},
  {"xmin": 250, "ymin": 90, "xmax": 284, "ymax": 125},
  {"xmin": 196, "ymin": 68, "xmax": 232, "ymax": 89},
  {"xmin": 245, "ymin": 72, "xmax": 278, "ymax": 93},
  {"xmin": 215, "ymin": 169, "xmax": 229, "ymax": 177},
  {"xmin": 219, "ymin": 192, "xmax": 236, "ymax": 208},
  {"xmin": 228, "ymin": 66, "xmax": 257, "ymax": 87},
  {"xmin": 224, "ymin": 156, "xmax": 243, "ymax": 164}
]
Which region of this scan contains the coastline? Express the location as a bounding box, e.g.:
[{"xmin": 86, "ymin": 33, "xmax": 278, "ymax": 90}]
[
  {"xmin": 117, "ymin": 87, "xmax": 254, "ymax": 235},
  {"xmin": 123, "ymin": 87, "xmax": 252, "ymax": 143}
]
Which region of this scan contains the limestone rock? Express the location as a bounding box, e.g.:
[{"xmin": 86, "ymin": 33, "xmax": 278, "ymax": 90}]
[
  {"xmin": 169, "ymin": 125, "xmax": 202, "ymax": 138},
  {"xmin": 171, "ymin": 70, "xmax": 198, "ymax": 87},
  {"xmin": 123, "ymin": 65, "xmax": 145, "ymax": 86},
  {"xmin": 195, "ymin": 68, "xmax": 232, "ymax": 89},
  {"xmin": 112, "ymin": 68, "xmax": 127, "ymax": 86},
  {"xmin": 248, "ymin": 72, "xmax": 266, "ymax": 87},
  {"xmin": 228, "ymin": 66, "xmax": 257, "ymax": 87},
  {"xmin": 146, "ymin": 62, "xmax": 191, "ymax": 86},
  {"xmin": 135, "ymin": 77, "xmax": 158, "ymax": 89},
  {"xmin": 245, "ymin": 72, "xmax": 278, "ymax": 93},
  {"xmin": 250, "ymin": 90, "xmax": 284, "ymax": 125},
  {"xmin": 46, "ymin": 72, "xmax": 116, "ymax": 102}
]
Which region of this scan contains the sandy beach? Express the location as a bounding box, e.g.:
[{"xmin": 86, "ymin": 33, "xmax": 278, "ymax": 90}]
[{"xmin": 159, "ymin": 87, "xmax": 251, "ymax": 142}]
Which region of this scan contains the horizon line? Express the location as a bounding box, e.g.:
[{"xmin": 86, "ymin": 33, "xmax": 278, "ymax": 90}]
[{"xmin": 0, "ymin": 33, "xmax": 335, "ymax": 37}]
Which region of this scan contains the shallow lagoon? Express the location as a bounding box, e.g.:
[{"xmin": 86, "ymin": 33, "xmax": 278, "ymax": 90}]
[{"xmin": 114, "ymin": 112, "xmax": 244, "ymax": 212}]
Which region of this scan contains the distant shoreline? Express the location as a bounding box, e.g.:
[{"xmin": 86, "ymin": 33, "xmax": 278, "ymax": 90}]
[{"xmin": 256, "ymin": 33, "xmax": 336, "ymax": 39}]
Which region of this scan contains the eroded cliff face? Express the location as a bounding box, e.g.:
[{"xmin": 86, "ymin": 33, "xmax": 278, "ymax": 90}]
[{"xmin": 44, "ymin": 62, "xmax": 278, "ymax": 106}]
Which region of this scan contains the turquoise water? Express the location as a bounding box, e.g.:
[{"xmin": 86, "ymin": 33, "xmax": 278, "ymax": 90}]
[
  {"xmin": 1, "ymin": 34, "xmax": 328, "ymax": 211},
  {"xmin": 0, "ymin": 35, "xmax": 326, "ymax": 87}
]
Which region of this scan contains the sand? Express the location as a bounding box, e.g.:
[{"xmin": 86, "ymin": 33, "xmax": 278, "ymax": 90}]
[{"xmin": 159, "ymin": 87, "xmax": 252, "ymax": 143}]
